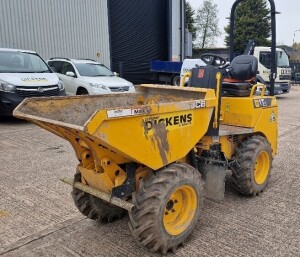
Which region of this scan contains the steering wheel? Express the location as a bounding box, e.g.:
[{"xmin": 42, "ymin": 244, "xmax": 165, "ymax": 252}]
[{"xmin": 200, "ymin": 53, "xmax": 227, "ymax": 67}]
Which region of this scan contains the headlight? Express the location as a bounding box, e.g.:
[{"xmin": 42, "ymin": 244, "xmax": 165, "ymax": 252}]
[
  {"xmin": 275, "ymin": 83, "xmax": 281, "ymax": 88},
  {"xmin": 0, "ymin": 80, "xmax": 16, "ymax": 93},
  {"xmin": 58, "ymin": 80, "xmax": 64, "ymax": 91},
  {"xmin": 89, "ymin": 83, "xmax": 108, "ymax": 90},
  {"xmin": 129, "ymin": 85, "xmax": 136, "ymax": 91}
]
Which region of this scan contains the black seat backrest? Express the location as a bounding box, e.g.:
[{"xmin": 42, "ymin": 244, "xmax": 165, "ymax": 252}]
[
  {"xmin": 188, "ymin": 65, "xmax": 222, "ymax": 137},
  {"xmin": 229, "ymin": 55, "xmax": 258, "ymax": 80},
  {"xmin": 188, "ymin": 65, "xmax": 220, "ymax": 90}
]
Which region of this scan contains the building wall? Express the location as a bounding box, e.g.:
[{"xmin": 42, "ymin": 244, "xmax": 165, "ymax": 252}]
[
  {"xmin": 170, "ymin": 0, "xmax": 185, "ymax": 61},
  {"xmin": 108, "ymin": 0, "xmax": 168, "ymax": 84},
  {"xmin": 0, "ymin": 0, "xmax": 111, "ymax": 66}
]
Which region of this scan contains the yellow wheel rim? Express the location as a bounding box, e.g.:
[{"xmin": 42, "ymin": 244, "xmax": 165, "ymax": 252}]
[
  {"xmin": 254, "ymin": 151, "xmax": 270, "ymax": 185},
  {"xmin": 163, "ymin": 185, "xmax": 197, "ymax": 236}
]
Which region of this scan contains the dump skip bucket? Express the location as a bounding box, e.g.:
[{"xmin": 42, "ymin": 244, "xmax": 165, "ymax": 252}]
[{"xmin": 14, "ymin": 85, "xmax": 216, "ymax": 170}]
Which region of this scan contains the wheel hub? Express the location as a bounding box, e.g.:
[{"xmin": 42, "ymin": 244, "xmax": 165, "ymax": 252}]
[
  {"xmin": 166, "ymin": 200, "xmax": 175, "ymax": 211},
  {"xmin": 163, "ymin": 185, "xmax": 197, "ymax": 236},
  {"xmin": 254, "ymin": 151, "xmax": 270, "ymax": 185}
]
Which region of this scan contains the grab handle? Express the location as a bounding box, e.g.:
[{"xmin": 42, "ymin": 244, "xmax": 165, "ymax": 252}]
[
  {"xmin": 250, "ymin": 83, "xmax": 266, "ymax": 97},
  {"xmin": 180, "ymin": 72, "xmax": 191, "ymax": 87}
]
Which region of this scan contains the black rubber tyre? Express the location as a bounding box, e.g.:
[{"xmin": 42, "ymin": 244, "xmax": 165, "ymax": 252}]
[
  {"xmin": 172, "ymin": 75, "xmax": 181, "ymax": 86},
  {"xmin": 71, "ymin": 173, "xmax": 125, "ymax": 223},
  {"xmin": 231, "ymin": 135, "xmax": 273, "ymax": 196},
  {"xmin": 129, "ymin": 163, "xmax": 204, "ymax": 254},
  {"xmin": 77, "ymin": 88, "xmax": 88, "ymax": 95}
]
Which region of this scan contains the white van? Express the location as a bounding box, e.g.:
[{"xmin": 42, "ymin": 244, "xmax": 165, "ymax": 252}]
[
  {"xmin": 0, "ymin": 48, "xmax": 65, "ymax": 117},
  {"xmin": 179, "ymin": 59, "xmax": 206, "ymax": 85}
]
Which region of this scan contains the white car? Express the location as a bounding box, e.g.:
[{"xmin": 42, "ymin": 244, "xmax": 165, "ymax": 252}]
[
  {"xmin": 47, "ymin": 58, "xmax": 135, "ymax": 95},
  {"xmin": 0, "ymin": 48, "xmax": 65, "ymax": 117}
]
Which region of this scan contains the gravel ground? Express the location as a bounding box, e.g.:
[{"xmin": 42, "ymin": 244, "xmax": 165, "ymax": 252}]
[{"xmin": 0, "ymin": 87, "xmax": 299, "ymax": 257}]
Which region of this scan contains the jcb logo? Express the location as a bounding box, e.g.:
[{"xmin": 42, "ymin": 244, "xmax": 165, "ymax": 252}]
[{"xmin": 194, "ymin": 100, "xmax": 206, "ymax": 108}]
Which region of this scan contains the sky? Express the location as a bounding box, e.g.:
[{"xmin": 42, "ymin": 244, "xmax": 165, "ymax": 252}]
[{"xmin": 188, "ymin": 0, "xmax": 300, "ymax": 47}]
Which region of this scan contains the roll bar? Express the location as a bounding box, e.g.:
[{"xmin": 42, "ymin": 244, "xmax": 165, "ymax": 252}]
[{"xmin": 229, "ymin": 0, "xmax": 277, "ymax": 96}]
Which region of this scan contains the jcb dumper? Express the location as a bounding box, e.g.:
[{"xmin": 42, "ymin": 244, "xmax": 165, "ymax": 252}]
[{"xmin": 14, "ymin": 0, "xmax": 279, "ymax": 254}]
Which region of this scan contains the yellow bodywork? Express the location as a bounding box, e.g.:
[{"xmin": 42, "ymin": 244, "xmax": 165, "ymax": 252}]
[
  {"xmin": 14, "ymin": 85, "xmax": 216, "ymax": 193},
  {"xmin": 220, "ymin": 96, "xmax": 278, "ymax": 156},
  {"xmin": 197, "ymin": 95, "xmax": 278, "ymax": 160},
  {"xmin": 14, "ymin": 81, "xmax": 278, "ymax": 195}
]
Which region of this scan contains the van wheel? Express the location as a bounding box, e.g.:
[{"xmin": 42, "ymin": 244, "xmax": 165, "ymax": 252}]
[
  {"xmin": 172, "ymin": 75, "xmax": 181, "ymax": 86},
  {"xmin": 77, "ymin": 88, "xmax": 88, "ymax": 95}
]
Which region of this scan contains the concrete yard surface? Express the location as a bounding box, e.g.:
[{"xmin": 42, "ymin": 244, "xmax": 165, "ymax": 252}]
[{"xmin": 0, "ymin": 87, "xmax": 300, "ymax": 256}]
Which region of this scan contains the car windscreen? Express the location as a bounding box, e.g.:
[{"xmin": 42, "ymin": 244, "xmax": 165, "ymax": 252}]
[
  {"xmin": 75, "ymin": 63, "xmax": 113, "ymax": 77},
  {"xmin": 0, "ymin": 51, "xmax": 51, "ymax": 73}
]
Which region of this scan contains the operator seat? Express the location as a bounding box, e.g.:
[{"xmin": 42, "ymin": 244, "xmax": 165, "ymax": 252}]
[
  {"xmin": 188, "ymin": 64, "xmax": 222, "ymax": 136},
  {"xmin": 222, "ymin": 55, "xmax": 258, "ymax": 96}
]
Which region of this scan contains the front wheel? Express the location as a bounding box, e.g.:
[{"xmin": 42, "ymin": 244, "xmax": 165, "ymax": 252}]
[
  {"xmin": 129, "ymin": 163, "xmax": 204, "ymax": 254},
  {"xmin": 231, "ymin": 135, "xmax": 273, "ymax": 196},
  {"xmin": 72, "ymin": 172, "xmax": 125, "ymax": 223}
]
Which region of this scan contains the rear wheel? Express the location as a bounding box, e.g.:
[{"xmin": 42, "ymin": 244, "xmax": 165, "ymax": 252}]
[
  {"xmin": 71, "ymin": 172, "xmax": 125, "ymax": 223},
  {"xmin": 77, "ymin": 88, "xmax": 88, "ymax": 95},
  {"xmin": 172, "ymin": 75, "xmax": 181, "ymax": 86},
  {"xmin": 231, "ymin": 135, "xmax": 272, "ymax": 196},
  {"xmin": 129, "ymin": 163, "xmax": 204, "ymax": 254}
]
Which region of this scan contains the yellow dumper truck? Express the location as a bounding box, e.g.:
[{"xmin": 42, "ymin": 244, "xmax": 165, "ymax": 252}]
[{"xmin": 14, "ymin": 0, "xmax": 278, "ymax": 254}]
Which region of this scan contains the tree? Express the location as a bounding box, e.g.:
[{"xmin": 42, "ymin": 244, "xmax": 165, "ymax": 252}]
[
  {"xmin": 290, "ymin": 43, "xmax": 300, "ymax": 62},
  {"xmin": 292, "ymin": 42, "xmax": 300, "ymax": 52},
  {"xmin": 195, "ymin": 0, "xmax": 221, "ymax": 49},
  {"xmin": 185, "ymin": 1, "xmax": 197, "ymax": 41},
  {"xmin": 224, "ymin": 0, "xmax": 271, "ymax": 54}
]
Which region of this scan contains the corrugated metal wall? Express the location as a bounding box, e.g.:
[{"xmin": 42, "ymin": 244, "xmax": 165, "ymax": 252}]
[
  {"xmin": 171, "ymin": 0, "xmax": 183, "ymax": 61},
  {"xmin": 0, "ymin": 0, "xmax": 111, "ymax": 66},
  {"xmin": 108, "ymin": 0, "xmax": 168, "ymax": 84}
]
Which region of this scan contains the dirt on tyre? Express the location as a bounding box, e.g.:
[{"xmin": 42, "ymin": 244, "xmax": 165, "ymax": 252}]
[
  {"xmin": 71, "ymin": 172, "xmax": 125, "ymax": 223},
  {"xmin": 231, "ymin": 135, "xmax": 273, "ymax": 196},
  {"xmin": 129, "ymin": 162, "xmax": 204, "ymax": 254}
]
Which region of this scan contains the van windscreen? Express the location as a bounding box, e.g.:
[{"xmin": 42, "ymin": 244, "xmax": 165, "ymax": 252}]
[{"xmin": 0, "ymin": 51, "xmax": 51, "ymax": 73}]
